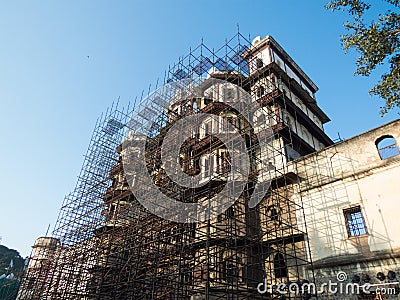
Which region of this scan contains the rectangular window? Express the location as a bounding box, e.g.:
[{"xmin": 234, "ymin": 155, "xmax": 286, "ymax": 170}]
[
  {"xmin": 204, "ymin": 121, "xmax": 212, "ymax": 135},
  {"xmin": 223, "ymin": 88, "xmax": 234, "ymax": 101},
  {"xmin": 218, "ymin": 151, "xmax": 230, "ymax": 174},
  {"xmin": 343, "ymin": 206, "xmax": 367, "ymax": 237},
  {"xmin": 204, "ymin": 156, "xmax": 214, "ymax": 178},
  {"xmin": 28, "ymin": 278, "xmax": 35, "ymax": 290}
]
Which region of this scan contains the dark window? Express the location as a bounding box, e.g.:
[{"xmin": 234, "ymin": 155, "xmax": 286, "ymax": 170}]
[
  {"xmin": 217, "ymin": 214, "xmax": 223, "ymax": 222},
  {"xmin": 270, "ymin": 207, "xmax": 278, "ymax": 221},
  {"xmin": 257, "ymin": 85, "xmax": 265, "ymax": 98},
  {"xmin": 204, "ymin": 156, "xmax": 214, "ymax": 178},
  {"xmin": 256, "ymin": 58, "xmax": 264, "ymax": 69},
  {"xmin": 225, "ymin": 116, "xmax": 236, "ymax": 132},
  {"xmin": 273, "ymin": 253, "xmax": 287, "ymax": 278},
  {"xmin": 108, "ymin": 204, "xmax": 117, "ymax": 221},
  {"xmin": 266, "ymin": 205, "xmax": 280, "ymax": 224},
  {"xmin": 204, "ymin": 121, "xmax": 212, "ymax": 135},
  {"xmin": 180, "ymin": 265, "xmax": 192, "ymax": 283},
  {"xmin": 27, "ymin": 278, "xmax": 35, "ymax": 290},
  {"xmin": 218, "ymin": 151, "xmax": 230, "ymax": 174},
  {"xmin": 376, "ymin": 136, "xmax": 400, "ymax": 160},
  {"xmin": 285, "ymin": 145, "xmax": 301, "ymax": 162},
  {"xmin": 191, "ymin": 229, "xmax": 196, "ymax": 238},
  {"xmin": 343, "ymin": 206, "xmax": 367, "ymax": 237},
  {"xmin": 225, "ymin": 207, "xmax": 235, "ymax": 219}
]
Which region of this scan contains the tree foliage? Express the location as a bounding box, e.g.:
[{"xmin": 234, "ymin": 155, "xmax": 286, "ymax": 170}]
[
  {"xmin": 0, "ymin": 246, "xmax": 24, "ymax": 300},
  {"xmin": 0, "ymin": 246, "xmax": 24, "ymax": 275},
  {"xmin": 326, "ymin": 0, "xmax": 400, "ymax": 115}
]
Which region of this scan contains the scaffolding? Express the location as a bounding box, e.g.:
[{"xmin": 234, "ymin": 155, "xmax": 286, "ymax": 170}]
[
  {"xmin": 18, "ymin": 32, "xmax": 323, "ymax": 299},
  {"xmin": 292, "ymin": 143, "xmax": 399, "ymax": 299}
]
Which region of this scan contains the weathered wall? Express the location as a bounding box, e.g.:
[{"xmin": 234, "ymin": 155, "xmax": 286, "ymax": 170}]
[{"xmin": 290, "ymin": 119, "xmax": 400, "ymax": 298}]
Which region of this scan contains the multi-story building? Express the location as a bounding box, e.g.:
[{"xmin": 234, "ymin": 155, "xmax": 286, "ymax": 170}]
[{"xmin": 17, "ymin": 34, "xmax": 400, "ymax": 300}]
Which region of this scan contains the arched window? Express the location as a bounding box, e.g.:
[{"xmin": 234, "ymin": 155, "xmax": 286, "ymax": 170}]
[
  {"xmin": 225, "ymin": 207, "xmax": 234, "ymax": 219},
  {"xmin": 266, "ymin": 205, "xmax": 281, "ymax": 225},
  {"xmin": 273, "ymin": 253, "xmax": 287, "ymax": 278},
  {"xmin": 376, "ymin": 136, "xmax": 400, "ymax": 160},
  {"xmin": 257, "ymin": 113, "xmax": 266, "ymax": 126},
  {"xmin": 256, "ymin": 58, "xmax": 264, "ymax": 69},
  {"xmin": 257, "ymin": 85, "xmax": 265, "ymax": 98}
]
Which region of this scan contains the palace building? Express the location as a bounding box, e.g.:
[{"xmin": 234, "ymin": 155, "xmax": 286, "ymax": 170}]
[{"xmin": 17, "ymin": 33, "xmax": 400, "ymax": 300}]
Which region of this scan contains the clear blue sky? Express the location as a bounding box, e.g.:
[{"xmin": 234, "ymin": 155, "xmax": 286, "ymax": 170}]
[{"xmin": 0, "ymin": 1, "xmax": 398, "ymax": 257}]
